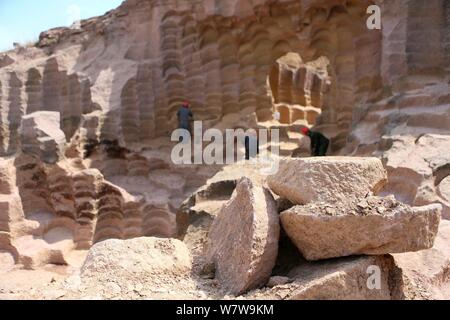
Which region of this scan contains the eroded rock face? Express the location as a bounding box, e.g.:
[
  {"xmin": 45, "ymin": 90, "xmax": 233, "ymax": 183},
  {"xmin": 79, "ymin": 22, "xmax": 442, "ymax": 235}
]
[
  {"xmin": 268, "ymin": 157, "xmax": 387, "ymax": 205},
  {"xmin": 380, "ymin": 134, "xmax": 450, "ymax": 219},
  {"xmin": 205, "ymin": 177, "xmax": 280, "ymax": 295},
  {"xmin": 21, "ymin": 112, "xmax": 66, "ymax": 164},
  {"xmin": 281, "ymin": 198, "xmax": 441, "ymax": 261}
]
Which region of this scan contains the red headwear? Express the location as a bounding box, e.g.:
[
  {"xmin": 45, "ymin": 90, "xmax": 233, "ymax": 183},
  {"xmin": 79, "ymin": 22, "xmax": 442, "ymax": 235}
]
[
  {"xmin": 183, "ymin": 101, "xmax": 190, "ymax": 108},
  {"xmin": 301, "ymin": 127, "xmax": 310, "ymax": 135}
]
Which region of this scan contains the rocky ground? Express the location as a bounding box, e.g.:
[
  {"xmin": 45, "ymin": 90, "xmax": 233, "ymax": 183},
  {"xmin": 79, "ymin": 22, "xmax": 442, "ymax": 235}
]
[{"xmin": 1, "ymin": 157, "xmax": 449, "ymax": 301}]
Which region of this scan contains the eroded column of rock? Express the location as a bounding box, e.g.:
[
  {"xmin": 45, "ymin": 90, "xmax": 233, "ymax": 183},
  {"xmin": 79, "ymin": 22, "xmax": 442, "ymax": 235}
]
[
  {"xmin": 94, "ymin": 182, "xmax": 126, "ymax": 243},
  {"xmin": 0, "ymin": 56, "xmax": 99, "ymax": 158},
  {"xmin": 142, "ymin": 204, "xmax": 176, "ymax": 239},
  {"xmin": 73, "ymin": 169, "xmax": 101, "ymax": 250},
  {"xmin": 270, "ymin": 53, "xmax": 329, "ymax": 126},
  {"xmin": 0, "ymin": 159, "xmax": 23, "ymax": 270},
  {"xmin": 25, "ymin": 68, "xmax": 43, "ymax": 115},
  {"xmin": 0, "ymin": 72, "xmax": 23, "ymax": 155}
]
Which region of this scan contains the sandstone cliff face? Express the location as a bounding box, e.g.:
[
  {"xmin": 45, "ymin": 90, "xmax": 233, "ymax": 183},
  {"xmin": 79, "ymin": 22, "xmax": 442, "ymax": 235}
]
[
  {"xmin": 1, "ymin": 0, "xmax": 448, "ymax": 155},
  {"xmin": 0, "ymin": 0, "xmax": 449, "ymax": 300}
]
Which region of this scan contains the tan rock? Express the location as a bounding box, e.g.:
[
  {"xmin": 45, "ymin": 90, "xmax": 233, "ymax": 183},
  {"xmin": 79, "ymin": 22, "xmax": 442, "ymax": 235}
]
[
  {"xmin": 268, "ymin": 157, "xmax": 387, "ymax": 205},
  {"xmin": 21, "ymin": 112, "xmax": 66, "ymax": 164},
  {"xmin": 177, "ymin": 162, "xmax": 267, "ymax": 262},
  {"xmin": 205, "ymin": 177, "xmax": 280, "ymax": 295},
  {"xmin": 267, "ymin": 276, "xmax": 290, "ymax": 288},
  {"xmin": 81, "ymin": 237, "xmax": 192, "ymax": 286},
  {"xmin": 381, "ymin": 134, "xmax": 450, "ymax": 219},
  {"xmin": 392, "ymin": 220, "xmax": 450, "ymax": 300},
  {"xmin": 246, "ymin": 255, "xmax": 402, "ymax": 300},
  {"xmin": 281, "ymin": 198, "xmax": 441, "ymax": 261},
  {"xmin": 0, "ymin": 54, "xmax": 14, "ymax": 68}
]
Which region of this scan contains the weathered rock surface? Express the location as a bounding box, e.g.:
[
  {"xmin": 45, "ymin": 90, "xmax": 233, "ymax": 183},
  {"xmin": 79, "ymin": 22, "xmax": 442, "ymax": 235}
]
[
  {"xmin": 177, "ymin": 162, "xmax": 266, "ymax": 241},
  {"xmin": 266, "ymin": 276, "xmax": 291, "ymax": 288},
  {"xmin": 246, "ymin": 255, "xmax": 403, "ymax": 300},
  {"xmin": 81, "ymin": 237, "xmax": 192, "ymax": 289},
  {"xmin": 21, "ymin": 112, "xmax": 66, "ymax": 164},
  {"xmin": 205, "ymin": 177, "xmax": 280, "ymax": 295},
  {"xmin": 268, "ymin": 157, "xmax": 387, "ymax": 205},
  {"xmin": 0, "ymin": 54, "xmax": 14, "ymax": 68},
  {"xmin": 281, "ymin": 197, "xmax": 441, "ymax": 261},
  {"xmin": 380, "ymin": 134, "xmax": 450, "ymax": 219},
  {"xmin": 392, "ymin": 220, "xmax": 450, "ymax": 300}
]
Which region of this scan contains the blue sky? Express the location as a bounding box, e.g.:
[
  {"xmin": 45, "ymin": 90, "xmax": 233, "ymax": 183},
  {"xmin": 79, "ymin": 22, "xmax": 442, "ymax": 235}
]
[{"xmin": 0, "ymin": 0, "xmax": 124, "ymax": 51}]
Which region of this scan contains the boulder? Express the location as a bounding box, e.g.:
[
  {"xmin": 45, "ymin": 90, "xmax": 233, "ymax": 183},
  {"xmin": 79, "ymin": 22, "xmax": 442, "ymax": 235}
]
[
  {"xmin": 21, "ymin": 112, "xmax": 66, "ymax": 164},
  {"xmin": 205, "ymin": 177, "xmax": 280, "ymax": 295},
  {"xmin": 81, "ymin": 237, "xmax": 192, "ymax": 285},
  {"xmin": 177, "ymin": 162, "xmax": 267, "ymax": 259},
  {"xmin": 267, "ymin": 157, "xmax": 387, "ymax": 205},
  {"xmin": 281, "ymin": 196, "xmax": 441, "ymax": 261},
  {"xmin": 246, "ymin": 255, "xmax": 403, "ymax": 300}
]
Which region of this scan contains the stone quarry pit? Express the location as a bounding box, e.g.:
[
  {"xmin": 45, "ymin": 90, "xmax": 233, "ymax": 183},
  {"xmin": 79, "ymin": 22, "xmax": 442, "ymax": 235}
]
[{"xmin": 0, "ymin": 0, "xmax": 449, "ymax": 300}]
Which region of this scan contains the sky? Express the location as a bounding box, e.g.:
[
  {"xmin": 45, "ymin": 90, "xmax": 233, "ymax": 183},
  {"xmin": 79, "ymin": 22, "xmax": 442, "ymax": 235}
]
[{"xmin": 0, "ymin": 0, "xmax": 124, "ymax": 51}]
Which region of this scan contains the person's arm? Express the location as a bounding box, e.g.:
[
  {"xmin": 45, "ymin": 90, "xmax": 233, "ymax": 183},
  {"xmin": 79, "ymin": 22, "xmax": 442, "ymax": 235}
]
[{"xmin": 189, "ymin": 110, "xmax": 193, "ymax": 119}]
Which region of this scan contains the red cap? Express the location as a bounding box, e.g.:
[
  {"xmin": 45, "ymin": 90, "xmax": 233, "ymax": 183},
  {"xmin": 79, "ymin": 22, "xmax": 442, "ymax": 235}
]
[
  {"xmin": 183, "ymin": 101, "xmax": 190, "ymax": 107},
  {"xmin": 301, "ymin": 127, "xmax": 310, "ymax": 135}
]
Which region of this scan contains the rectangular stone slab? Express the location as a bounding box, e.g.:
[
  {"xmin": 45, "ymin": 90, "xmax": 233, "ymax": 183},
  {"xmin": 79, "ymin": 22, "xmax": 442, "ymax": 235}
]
[{"xmin": 281, "ymin": 203, "xmax": 441, "ymax": 261}]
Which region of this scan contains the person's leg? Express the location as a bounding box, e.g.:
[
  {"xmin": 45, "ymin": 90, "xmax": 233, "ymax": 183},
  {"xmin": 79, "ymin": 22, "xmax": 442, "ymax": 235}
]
[
  {"xmin": 318, "ymin": 141, "xmax": 329, "ymax": 156},
  {"xmin": 245, "ymin": 137, "xmax": 250, "ymax": 160},
  {"xmin": 178, "ymin": 124, "xmax": 191, "ymax": 143},
  {"xmin": 313, "ymin": 146, "xmax": 320, "ymax": 157}
]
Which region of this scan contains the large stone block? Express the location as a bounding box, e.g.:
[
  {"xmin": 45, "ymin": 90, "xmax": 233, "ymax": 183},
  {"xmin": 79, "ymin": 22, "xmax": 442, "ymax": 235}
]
[
  {"xmin": 268, "ymin": 157, "xmax": 388, "ymax": 205},
  {"xmin": 205, "ymin": 177, "xmax": 280, "ymax": 295},
  {"xmin": 281, "ymin": 197, "xmax": 441, "ymax": 261},
  {"xmin": 246, "ymin": 255, "xmax": 403, "ymax": 300},
  {"xmin": 81, "ymin": 237, "xmax": 192, "ymax": 282}
]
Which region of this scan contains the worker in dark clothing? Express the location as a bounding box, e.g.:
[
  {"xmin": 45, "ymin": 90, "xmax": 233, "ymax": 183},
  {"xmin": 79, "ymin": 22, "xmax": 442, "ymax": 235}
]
[
  {"xmin": 177, "ymin": 101, "xmax": 193, "ymax": 132},
  {"xmin": 177, "ymin": 102, "xmax": 193, "ymax": 143},
  {"xmin": 301, "ymin": 127, "xmax": 329, "ymax": 157},
  {"xmin": 245, "ymin": 130, "xmax": 259, "ymax": 160}
]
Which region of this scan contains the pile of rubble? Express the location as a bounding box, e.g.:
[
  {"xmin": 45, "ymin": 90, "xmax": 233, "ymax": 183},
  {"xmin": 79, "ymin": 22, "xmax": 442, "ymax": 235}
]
[{"xmin": 49, "ymin": 156, "xmax": 445, "ymax": 300}]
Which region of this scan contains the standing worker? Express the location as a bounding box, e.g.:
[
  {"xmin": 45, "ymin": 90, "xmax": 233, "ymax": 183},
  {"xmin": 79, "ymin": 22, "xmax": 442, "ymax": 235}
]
[
  {"xmin": 300, "ymin": 127, "xmax": 329, "ymax": 157},
  {"xmin": 245, "ymin": 129, "xmax": 259, "ymax": 160},
  {"xmin": 177, "ymin": 101, "xmax": 193, "ymax": 143},
  {"xmin": 177, "ymin": 101, "xmax": 193, "ymax": 131}
]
